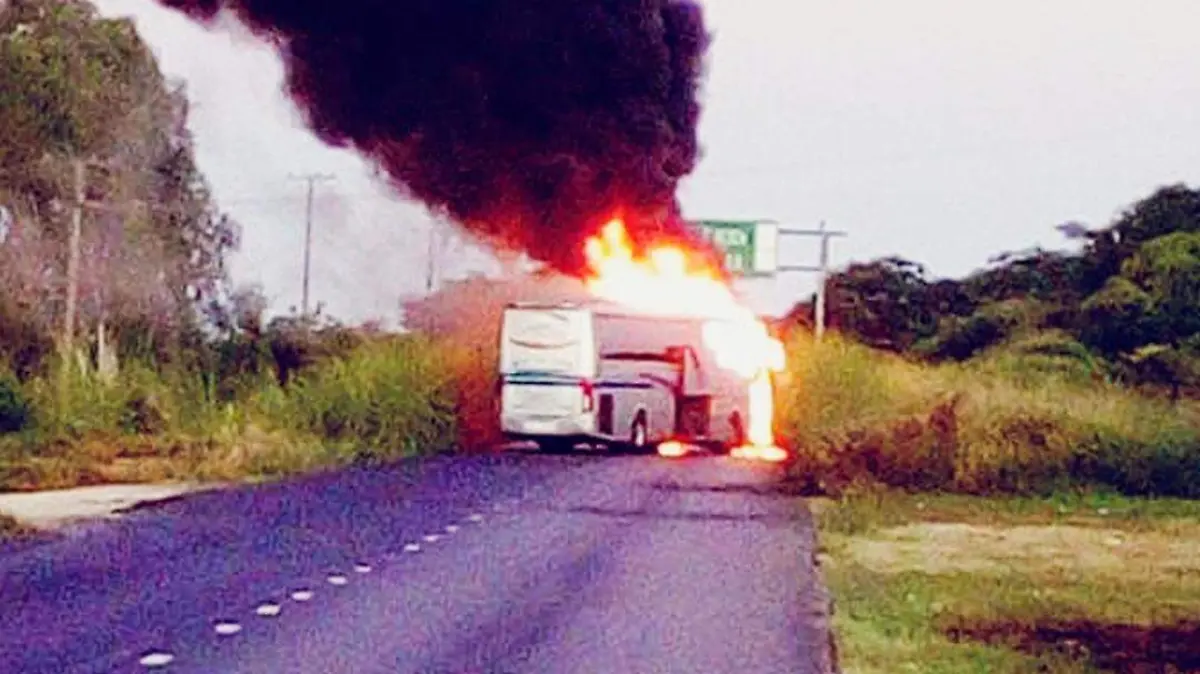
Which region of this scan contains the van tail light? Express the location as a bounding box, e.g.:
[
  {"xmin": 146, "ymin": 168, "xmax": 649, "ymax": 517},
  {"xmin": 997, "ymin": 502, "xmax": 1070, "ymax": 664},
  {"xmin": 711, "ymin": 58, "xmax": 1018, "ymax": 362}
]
[{"xmin": 580, "ymin": 380, "xmax": 596, "ymax": 413}]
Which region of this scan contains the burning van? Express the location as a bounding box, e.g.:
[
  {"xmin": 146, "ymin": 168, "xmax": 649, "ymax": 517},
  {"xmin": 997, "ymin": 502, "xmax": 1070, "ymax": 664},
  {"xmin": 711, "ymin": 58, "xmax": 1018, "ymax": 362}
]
[
  {"xmin": 498, "ymin": 300, "xmax": 751, "ymax": 453},
  {"xmin": 496, "ymin": 218, "xmax": 788, "ymax": 461}
]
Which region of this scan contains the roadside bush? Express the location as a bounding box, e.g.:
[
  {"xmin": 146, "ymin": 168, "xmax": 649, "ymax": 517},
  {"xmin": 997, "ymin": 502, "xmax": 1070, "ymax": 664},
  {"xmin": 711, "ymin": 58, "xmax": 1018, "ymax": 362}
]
[
  {"xmin": 0, "ymin": 371, "xmax": 30, "ymax": 433},
  {"xmin": 781, "ymin": 331, "xmax": 1200, "ymax": 497},
  {"xmin": 23, "ymin": 362, "xmax": 130, "ymax": 438},
  {"xmin": 917, "ymin": 299, "xmax": 1044, "ymax": 362},
  {"xmin": 970, "ymin": 331, "xmax": 1111, "ymax": 387},
  {"xmin": 266, "ymin": 315, "xmax": 365, "ymax": 387},
  {"xmin": 281, "ymin": 335, "xmax": 459, "ymax": 460}
]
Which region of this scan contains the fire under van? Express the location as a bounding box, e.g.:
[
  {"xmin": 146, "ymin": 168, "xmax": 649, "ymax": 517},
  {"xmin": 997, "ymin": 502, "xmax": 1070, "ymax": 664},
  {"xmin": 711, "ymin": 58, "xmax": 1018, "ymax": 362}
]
[{"xmin": 498, "ymin": 301, "xmax": 751, "ymax": 453}]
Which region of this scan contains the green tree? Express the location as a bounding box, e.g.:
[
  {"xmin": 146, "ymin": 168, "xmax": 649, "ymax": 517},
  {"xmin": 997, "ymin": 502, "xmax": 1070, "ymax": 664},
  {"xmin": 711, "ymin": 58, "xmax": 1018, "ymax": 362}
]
[
  {"xmin": 1111, "ymin": 184, "xmax": 1200, "ymax": 249},
  {"xmin": 821, "ymin": 257, "xmax": 959, "ymax": 351},
  {"xmin": 0, "ymin": 0, "xmax": 239, "ymax": 375},
  {"xmin": 1078, "ymin": 277, "xmax": 1154, "ymax": 356},
  {"xmin": 1121, "ymin": 231, "xmax": 1200, "ymax": 345},
  {"xmin": 0, "ymin": 0, "xmax": 149, "ymax": 195}
]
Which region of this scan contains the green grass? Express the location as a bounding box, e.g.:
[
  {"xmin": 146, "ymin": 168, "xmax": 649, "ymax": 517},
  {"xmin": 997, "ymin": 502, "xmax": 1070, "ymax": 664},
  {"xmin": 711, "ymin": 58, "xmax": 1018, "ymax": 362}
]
[
  {"xmin": 0, "ymin": 334, "xmax": 477, "ymax": 490},
  {"xmin": 271, "ymin": 334, "xmax": 460, "ymax": 461},
  {"xmin": 783, "ymin": 333, "xmax": 1200, "ymax": 670},
  {"xmin": 779, "ymin": 331, "xmax": 1200, "ymax": 497},
  {"xmin": 815, "ymin": 491, "xmax": 1200, "ymax": 673}
]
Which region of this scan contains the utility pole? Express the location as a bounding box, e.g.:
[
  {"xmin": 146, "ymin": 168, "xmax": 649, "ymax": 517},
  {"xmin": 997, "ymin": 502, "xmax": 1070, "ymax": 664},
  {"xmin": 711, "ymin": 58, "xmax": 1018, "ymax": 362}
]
[
  {"xmin": 289, "ymin": 172, "xmax": 335, "ymax": 317},
  {"xmin": 778, "ymin": 221, "xmax": 847, "ymax": 341},
  {"xmin": 425, "ymin": 224, "xmax": 439, "ymax": 293},
  {"xmin": 62, "ymin": 157, "xmax": 86, "ymax": 355}
]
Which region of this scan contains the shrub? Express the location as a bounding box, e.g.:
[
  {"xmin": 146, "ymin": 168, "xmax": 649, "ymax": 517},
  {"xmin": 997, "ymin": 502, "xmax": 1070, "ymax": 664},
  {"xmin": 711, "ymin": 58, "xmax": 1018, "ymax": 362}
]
[
  {"xmin": 970, "ymin": 331, "xmax": 1111, "ymax": 388},
  {"xmin": 0, "ymin": 371, "xmax": 30, "ymax": 434},
  {"xmin": 780, "ymin": 331, "xmax": 1200, "ymax": 497},
  {"xmin": 918, "ymin": 299, "xmax": 1045, "ymax": 362},
  {"xmin": 280, "ymin": 335, "xmax": 459, "ymax": 460}
]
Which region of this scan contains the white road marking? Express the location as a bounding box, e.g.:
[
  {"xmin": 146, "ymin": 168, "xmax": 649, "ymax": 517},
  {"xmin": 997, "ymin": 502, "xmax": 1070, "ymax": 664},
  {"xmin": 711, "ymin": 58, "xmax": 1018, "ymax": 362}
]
[
  {"xmin": 327, "ymin": 574, "xmax": 349, "ymax": 586},
  {"xmin": 445, "ymin": 525, "xmax": 460, "ymax": 534},
  {"xmin": 214, "ymin": 622, "xmax": 242, "ymax": 636},
  {"xmin": 139, "ymin": 652, "xmax": 174, "ymax": 667},
  {"xmin": 291, "ymin": 590, "xmax": 314, "ymax": 602},
  {"xmin": 403, "ymin": 543, "xmax": 421, "ymax": 553},
  {"xmin": 354, "ymin": 563, "xmax": 372, "ymax": 574},
  {"xmin": 423, "ymin": 534, "xmax": 441, "ymax": 543},
  {"xmin": 467, "ymin": 513, "xmax": 484, "ymax": 523},
  {"xmin": 255, "ymin": 603, "xmax": 282, "ymax": 617}
]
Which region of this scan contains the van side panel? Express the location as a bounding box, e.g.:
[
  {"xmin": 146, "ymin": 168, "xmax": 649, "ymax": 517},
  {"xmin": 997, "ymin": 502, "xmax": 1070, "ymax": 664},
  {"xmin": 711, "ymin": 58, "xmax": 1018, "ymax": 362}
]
[
  {"xmin": 593, "ymin": 313, "xmax": 699, "ymax": 444},
  {"xmin": 595, "ymin": 353, "xmax": 678, "ymax": 444},
  {"xmin": 594, "ymin": 313, "xmax": 752, "ymax": 448}
]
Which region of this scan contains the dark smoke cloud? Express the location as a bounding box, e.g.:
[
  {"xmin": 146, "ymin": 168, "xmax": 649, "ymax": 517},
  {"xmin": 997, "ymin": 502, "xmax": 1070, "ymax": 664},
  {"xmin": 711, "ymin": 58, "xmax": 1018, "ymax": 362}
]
[{"xmin": 153, "ymin": 0, "xmax": 722, "ymax": 277}]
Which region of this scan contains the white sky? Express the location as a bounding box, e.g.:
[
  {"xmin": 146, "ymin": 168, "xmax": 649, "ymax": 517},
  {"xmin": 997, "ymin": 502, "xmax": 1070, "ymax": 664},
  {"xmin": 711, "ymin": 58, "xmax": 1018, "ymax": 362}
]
[{"xmin": 93, "ymin": 0, "xmax": 1200, "ymax": 323}]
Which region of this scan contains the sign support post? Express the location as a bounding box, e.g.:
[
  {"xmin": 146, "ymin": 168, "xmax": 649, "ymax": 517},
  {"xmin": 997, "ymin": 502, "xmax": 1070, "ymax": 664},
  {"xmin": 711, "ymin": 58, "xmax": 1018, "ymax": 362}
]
[
  {"xmin": 690, "ymin": 218, "xmax": 847, "ymax": 341},
  {"xmin": 777, "ymin": 221, "xmax": 847, "ymax": 341}
]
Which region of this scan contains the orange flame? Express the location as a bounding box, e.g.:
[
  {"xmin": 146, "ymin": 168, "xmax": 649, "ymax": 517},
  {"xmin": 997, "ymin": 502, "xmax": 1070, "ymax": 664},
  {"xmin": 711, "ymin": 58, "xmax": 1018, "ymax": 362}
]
[{"xmin": 584, "ymin": 219, "xmax": 787, "ymax": 462}]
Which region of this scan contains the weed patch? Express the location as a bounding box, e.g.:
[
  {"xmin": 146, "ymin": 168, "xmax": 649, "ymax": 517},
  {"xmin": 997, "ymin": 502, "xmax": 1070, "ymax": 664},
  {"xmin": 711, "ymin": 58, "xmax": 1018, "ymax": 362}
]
[
  {"xmin": 781, "ymin": 332, "xmax": 1200, "ymax": 498},
  {"xmin": 0, "ymin": 334, "xmax": 475, "ymax": 490},
  {"xmin": 815, "ymin": 491, "xmax": 1200, "ymax": 673}
]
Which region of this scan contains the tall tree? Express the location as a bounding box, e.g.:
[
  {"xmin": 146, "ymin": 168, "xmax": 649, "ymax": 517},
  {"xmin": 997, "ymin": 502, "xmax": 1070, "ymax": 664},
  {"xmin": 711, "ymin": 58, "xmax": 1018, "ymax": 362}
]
[{"xmin": 0, "ymin": 0, "xmax": 239, "ymax": 373}]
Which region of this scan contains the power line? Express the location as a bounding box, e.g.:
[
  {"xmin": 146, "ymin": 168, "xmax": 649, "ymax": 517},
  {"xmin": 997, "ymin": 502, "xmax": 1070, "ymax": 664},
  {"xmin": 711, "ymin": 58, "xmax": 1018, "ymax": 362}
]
[{"xmin": 209, "ymin": 160, "xmax": 876, "ymax": 207}]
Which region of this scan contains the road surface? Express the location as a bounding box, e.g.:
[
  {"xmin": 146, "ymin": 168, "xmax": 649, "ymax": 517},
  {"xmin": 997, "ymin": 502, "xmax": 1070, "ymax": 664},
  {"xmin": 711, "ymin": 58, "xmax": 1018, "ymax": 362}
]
[{"xmin": 0, "ymin": 452, "xmax": 837, "ymax": 673}]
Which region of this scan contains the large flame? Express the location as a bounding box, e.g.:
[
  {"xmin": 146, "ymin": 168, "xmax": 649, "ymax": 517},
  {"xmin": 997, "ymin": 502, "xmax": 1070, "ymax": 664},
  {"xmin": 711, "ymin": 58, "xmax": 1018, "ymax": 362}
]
[{"xmin": 584, "ymin": 219, "xmax": 787, "ymax": 462}]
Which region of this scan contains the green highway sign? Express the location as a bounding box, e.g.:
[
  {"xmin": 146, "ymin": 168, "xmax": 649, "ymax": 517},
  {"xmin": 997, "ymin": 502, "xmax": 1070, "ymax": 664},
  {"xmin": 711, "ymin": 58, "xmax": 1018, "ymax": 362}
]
[{"xmin": 691, "ymin": 219, "xmax": 779, "ymax": 277}]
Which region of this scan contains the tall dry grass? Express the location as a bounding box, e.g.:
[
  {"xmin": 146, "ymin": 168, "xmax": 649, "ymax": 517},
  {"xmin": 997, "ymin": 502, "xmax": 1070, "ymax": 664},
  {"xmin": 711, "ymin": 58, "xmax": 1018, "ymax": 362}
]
[
  {"xmin": 0, "ymin": 334, "xmax": 465, "ymax": 489},
  {"xmin": 779, "ymin": 332, "xmax": 1200, "ymax": 497}
]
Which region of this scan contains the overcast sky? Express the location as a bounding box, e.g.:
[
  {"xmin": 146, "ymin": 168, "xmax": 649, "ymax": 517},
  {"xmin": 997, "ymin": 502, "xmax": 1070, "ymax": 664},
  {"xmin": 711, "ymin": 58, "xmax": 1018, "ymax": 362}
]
[{"xmin": 93, "ymin": 0, "xmax": 1200, "ymax": 323}]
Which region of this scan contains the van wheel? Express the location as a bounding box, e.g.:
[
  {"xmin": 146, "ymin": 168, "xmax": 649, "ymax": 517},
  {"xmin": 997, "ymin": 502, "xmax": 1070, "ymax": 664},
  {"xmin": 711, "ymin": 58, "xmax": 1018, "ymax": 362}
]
[
  {"xmin": 629, "ymin": 414, "xmax": 649, "ymax": 453},
  {"xmin": 538, "ymin": 439, "xmax": 574, "ymax": 454}
]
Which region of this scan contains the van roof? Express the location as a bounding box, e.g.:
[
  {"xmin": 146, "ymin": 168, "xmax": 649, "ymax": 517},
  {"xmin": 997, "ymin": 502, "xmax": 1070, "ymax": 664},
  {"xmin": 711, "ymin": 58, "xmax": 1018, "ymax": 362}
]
[
  {"xmin": 504, "ymin": 299, "xmax": 623, "ymax": 312},
  {"xmin": 504, "ymin": 300, "xmax": 727, "ymax": 322}
]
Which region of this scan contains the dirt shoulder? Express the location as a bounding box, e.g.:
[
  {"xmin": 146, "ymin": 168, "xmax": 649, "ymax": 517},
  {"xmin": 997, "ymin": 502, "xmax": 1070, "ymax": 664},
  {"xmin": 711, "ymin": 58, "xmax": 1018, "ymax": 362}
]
[{"xmin": 814, "ymin": 491, "xmax": 1200, "ymax": 673}]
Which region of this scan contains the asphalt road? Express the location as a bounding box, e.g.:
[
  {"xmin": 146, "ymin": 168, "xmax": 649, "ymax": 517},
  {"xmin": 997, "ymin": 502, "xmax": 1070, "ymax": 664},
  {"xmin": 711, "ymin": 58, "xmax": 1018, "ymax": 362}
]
[{"xmin": 0, "ymin": 452, "xmax": 837, "ymax": 674}]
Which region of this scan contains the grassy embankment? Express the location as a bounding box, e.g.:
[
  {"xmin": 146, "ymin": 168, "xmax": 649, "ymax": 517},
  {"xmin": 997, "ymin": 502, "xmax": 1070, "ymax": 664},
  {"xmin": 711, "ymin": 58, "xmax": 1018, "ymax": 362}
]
[
  {"xmin": 0, "ymin": 334, "xmax": 483, "ymax": 491},
  {"xmin": 779, "ymin": 332, "xmax": 1200, "ymax": 672}
]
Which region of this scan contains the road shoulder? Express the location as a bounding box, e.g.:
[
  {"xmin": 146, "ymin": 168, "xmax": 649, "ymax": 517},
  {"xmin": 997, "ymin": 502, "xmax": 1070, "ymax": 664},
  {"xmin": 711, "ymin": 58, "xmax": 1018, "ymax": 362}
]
[
  {"xmin": 813, "ymin": 490, "xmax": 1200, "ymax": 673},
  {"xmin": 0, "ymin": 482, "xmax": 218, "ymax": 531}
]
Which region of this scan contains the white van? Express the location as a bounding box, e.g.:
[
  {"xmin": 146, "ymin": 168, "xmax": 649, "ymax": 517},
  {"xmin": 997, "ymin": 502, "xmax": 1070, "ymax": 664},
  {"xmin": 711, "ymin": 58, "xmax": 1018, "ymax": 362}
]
[{"xmin": 498, "ymin": 301, "xmax": 750, "ymax": 453}]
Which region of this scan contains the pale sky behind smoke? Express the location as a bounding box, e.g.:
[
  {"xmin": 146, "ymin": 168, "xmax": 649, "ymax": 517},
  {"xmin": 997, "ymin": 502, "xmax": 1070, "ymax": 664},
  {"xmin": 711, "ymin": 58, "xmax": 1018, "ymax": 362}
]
[{"xmin": 92, "ymin": 0, "xmax": 1200, "ymax": 326}]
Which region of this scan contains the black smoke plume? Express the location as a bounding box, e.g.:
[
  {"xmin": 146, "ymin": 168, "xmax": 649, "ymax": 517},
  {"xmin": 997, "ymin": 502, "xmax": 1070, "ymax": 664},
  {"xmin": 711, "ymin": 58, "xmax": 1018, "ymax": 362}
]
[{"xmin": 153, "ymin": 0, "xmax": 720, "ymax": 276}]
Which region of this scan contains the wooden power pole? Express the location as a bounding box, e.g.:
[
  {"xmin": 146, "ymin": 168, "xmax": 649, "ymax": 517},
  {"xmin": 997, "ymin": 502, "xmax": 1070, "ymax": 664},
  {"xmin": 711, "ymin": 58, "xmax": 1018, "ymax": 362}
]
[
  {"xmin": 62, "ymin": 157, "xmax": 86, "ymax": 354},
  {"xmin": 289, "ymin": 172, "xmax": 335, "ymax": 317}
]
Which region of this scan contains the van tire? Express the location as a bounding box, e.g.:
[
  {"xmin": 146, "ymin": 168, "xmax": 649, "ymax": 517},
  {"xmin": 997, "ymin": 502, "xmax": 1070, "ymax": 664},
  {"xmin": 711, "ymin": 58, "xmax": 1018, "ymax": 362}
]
[
  {"xmin": 629, "ymin": 414, "xmax": 649, "ymax": 453},
  {"xmin": 538, "ymin": 439, "xmax": 574, "ymax": 454}
]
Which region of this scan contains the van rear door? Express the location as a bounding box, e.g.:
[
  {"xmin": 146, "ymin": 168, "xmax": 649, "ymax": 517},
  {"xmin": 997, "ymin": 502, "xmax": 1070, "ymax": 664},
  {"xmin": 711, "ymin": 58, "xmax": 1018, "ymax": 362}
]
[{"xmin": 499, "ymin": 308, "xmax": 597, "ymax": 434}]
